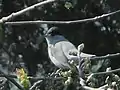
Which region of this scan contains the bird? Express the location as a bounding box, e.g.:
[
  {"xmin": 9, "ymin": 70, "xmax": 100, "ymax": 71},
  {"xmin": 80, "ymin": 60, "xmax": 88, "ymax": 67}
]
[{"xmin": 44, "ymin": 27, "xmax": 95, "ymax": 69}]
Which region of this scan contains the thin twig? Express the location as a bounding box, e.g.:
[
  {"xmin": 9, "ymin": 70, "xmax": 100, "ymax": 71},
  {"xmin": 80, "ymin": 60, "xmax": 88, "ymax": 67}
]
[
  {"xmin": 5, "ymin": 9, "xmax": 120, "ymax": 25},
  {"xmin": 82, "ymin": 82, "xmax": 117, "ymax": 90},
  {"xmin": 0, "ymin": 74, "xmax": 63, "ymax": 81},
  {"xmin": 2, "ymin": 46, "xmax": 12, "ymax": 57},
  {"xmin": 0, "ymin": 0, "xmax": 56, "ymax": 23},
  {"xmin": 0, "ymin": 77, "xmax": 7, "ymax": 88},
  {"xmin": 98, "ymin": 84, "xmax": 109, "ymax": 90},
  {"xmin": 29, "ymin": 80, "xmax": 43, "ymax": 90},
  {"xmin": 90, "ymin": 53, "xmax": 120, "ymax": 61},
  {"xmin": 70, "ymin": 53, "xmax": 120, "ymax": 61},
  {"xmin": 90, "ymin": 68, "xmax": 120, "ymax": 76},
  {"xmin": 82, "ymin": 85, "xmax": 105, "ymax": 90},
  {"xmin": 29, "ymin": 76, "xmax": 63, "ymax": 81}
]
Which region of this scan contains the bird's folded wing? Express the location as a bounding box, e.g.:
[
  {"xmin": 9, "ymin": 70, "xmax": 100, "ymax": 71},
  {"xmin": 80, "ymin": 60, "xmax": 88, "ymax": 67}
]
[
  {"xmin": 61, "ymin": 41, "xmax": 78, "ymax": 60},
  {"xmin": 49, "ymin": 44, "xmax": 70, "ymax": 68},
  {"xmin": 60, "ymin": 41, "xmax": 95, "ymax": 59}
]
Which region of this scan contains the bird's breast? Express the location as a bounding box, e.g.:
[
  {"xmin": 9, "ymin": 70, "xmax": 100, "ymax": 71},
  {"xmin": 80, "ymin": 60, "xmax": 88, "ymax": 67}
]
[{"xmin": 47, "ymin": 45, "xmax": 63, "ymax": 68}]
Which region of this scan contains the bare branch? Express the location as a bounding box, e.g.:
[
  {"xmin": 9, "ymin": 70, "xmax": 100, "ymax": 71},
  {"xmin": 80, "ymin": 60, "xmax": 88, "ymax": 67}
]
[
  {"xmin": 0, "ymin": 71, "xmax": 25, "ymax": 90},
  {"xmin": 69, "ymin": 53, "xmax": 120, "ymax": 61},
  {"xmin": 90, "ymin": 68, "xmax": 120, "ymax": 76},
  {"xmin": 6, "ymin": 77, "xmax": 25, "ymax": 90},
  {"xmin": 29, "ymin": 80, "xmax": 43, "ymax": 90},
  {"xmin": 5, "ymin": 9, "xmax": 120, "ymax": 25},
  {"xmin": 0, "ymin": 74, "xmax": 63, "ymax": 81},
  {"xmin": 82, "ymin": 82, "xmax": 117, "ymax": 90},
  {"xmin": 82, "ymin": 85, "xmax": 105, "ymax": 90},
  {"xmin": 90, "ymin": 53, "xmax": 120, "ymax": 61},
  {"xmin": 29, "ymin": 76, "xmax": 63, "ymax": 81},
  {"xmin": 0, "ymin": 0, "xmax": 56, "ymax": 23}
]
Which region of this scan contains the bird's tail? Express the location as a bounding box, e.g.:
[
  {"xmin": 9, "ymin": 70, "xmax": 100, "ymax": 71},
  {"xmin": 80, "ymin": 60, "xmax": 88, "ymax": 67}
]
[{"xmin": 80, "ymin": 52, "xmax": 96, "ymax": 58}]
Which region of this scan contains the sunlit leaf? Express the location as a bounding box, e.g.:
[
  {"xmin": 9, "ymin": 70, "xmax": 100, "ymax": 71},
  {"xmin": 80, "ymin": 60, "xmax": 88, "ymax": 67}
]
[{"xmin": 16, "ymin": 68, "xmax": 30, "ymax": 89}]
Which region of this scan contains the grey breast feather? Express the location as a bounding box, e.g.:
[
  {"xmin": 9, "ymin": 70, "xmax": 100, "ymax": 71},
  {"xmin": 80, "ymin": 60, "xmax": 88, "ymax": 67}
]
[{"xmin": 48, "ymin": 41, "xmax": 71, "ymax": 68}]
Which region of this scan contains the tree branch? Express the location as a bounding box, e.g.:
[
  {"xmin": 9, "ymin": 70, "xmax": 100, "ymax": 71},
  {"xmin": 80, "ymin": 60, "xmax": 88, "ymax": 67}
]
[
  {"xmin": 29, "ymin": 80, "xmax": 43, "ymax": 90},
  {"xmin": 29, "ymin": 76, "xmax": 63, "ymax": 81},
  {"xmin": 82, "ymin": 84, "xmax": 110, "ymax": 90},
  {"xmin": 82, "ymin": 86, "xmax": 104, "ymax": 90},
  {"xmin": 89, "ymin": 68, "xmax": 120, "ymax": 76},
  {"xmin": 69, "ymin": 53, "xmax": 120, "ymax": 61},
  {"xmin": 90, "ymin": 53, "xmax": 120, "ymax": 61},
  {"xmin": 5, "ymin": 9, "xmax": 120, "ymax": 25},
  {"xmin": 0, "ymin": 72, "xmax": 25, "ymax": 90},
  {"xmin": 0, "ymin": 0, "xmax": 56, "ymax": 23}
]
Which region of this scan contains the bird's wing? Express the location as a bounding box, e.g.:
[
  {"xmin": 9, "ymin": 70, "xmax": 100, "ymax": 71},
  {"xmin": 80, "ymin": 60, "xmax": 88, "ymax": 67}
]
[
  {"xmin": 60, "ymin": 41, "xmax": 78, "ymax": 60},
  {"xmin": 48, "ymin": 43, "xmax": 70, "ymax": 69},
  {"xmin": 60, "ymin": 40, "xmax": 95, "ymax": 59}
]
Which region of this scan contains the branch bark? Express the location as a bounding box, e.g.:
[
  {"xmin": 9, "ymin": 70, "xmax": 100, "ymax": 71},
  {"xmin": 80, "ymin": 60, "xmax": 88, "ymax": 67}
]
[{"xmin": 5, "ymin": 9, "xmax": 120, "ymax": 25}]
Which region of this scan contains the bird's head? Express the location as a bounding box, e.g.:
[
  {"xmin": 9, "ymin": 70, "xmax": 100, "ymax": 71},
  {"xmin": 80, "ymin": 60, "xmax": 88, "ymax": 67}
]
[
  {"xmin": 45, "ymin": 27, "xmax": 62, "ymax": 37},
  {"xmin": 44, "ymin": 27, "xmax": 66, "ymax": 45}
]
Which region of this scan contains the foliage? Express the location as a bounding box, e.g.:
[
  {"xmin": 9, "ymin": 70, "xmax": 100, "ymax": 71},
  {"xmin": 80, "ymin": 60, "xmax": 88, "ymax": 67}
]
[{"xmin": 16, "ymin": 68, "xmax": 30, "ymax": 89}]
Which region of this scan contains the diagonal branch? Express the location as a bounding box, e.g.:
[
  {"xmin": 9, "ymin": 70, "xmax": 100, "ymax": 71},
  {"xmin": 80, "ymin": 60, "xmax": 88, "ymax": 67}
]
[
  {"xmin": 5, "ymin": 9, "xmax": 120, "ymax": 25},
  {"xmin": 0, "ymin": 71, "xmax": 25, "ymax": 90},
  {"xmin": 29, "ymin": 80, "xmax": 43, "ymax": 90},
  {"xmin": 0, "ymin": 0, "xmax": 56, "ymax": 23}
]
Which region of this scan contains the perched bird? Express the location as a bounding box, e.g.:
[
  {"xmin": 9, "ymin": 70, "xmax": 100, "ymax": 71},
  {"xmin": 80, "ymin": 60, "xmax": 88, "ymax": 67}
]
[{"xmin": 44, "ymin": 27, "xmax": 95, "ymax": 69}]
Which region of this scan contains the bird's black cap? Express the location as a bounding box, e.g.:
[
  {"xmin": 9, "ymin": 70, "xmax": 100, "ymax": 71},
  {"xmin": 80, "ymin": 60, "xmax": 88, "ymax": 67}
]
[{"xmin": 46, "ymin": 27, "xmax": 62, "ymax": 36}]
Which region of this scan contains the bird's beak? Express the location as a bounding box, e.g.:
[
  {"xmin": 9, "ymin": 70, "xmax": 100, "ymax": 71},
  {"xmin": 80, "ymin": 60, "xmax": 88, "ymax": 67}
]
[
  {"xmin": 43, "ymin": 28, "xmax": 52, "ymax": 37},
  {"xmin": 44, "ymin": 31, "xmax": 49, "ymax": 37},
  {"xmin": 43, "ymin": 27, "xmax": 58, "ymax": 37}
]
